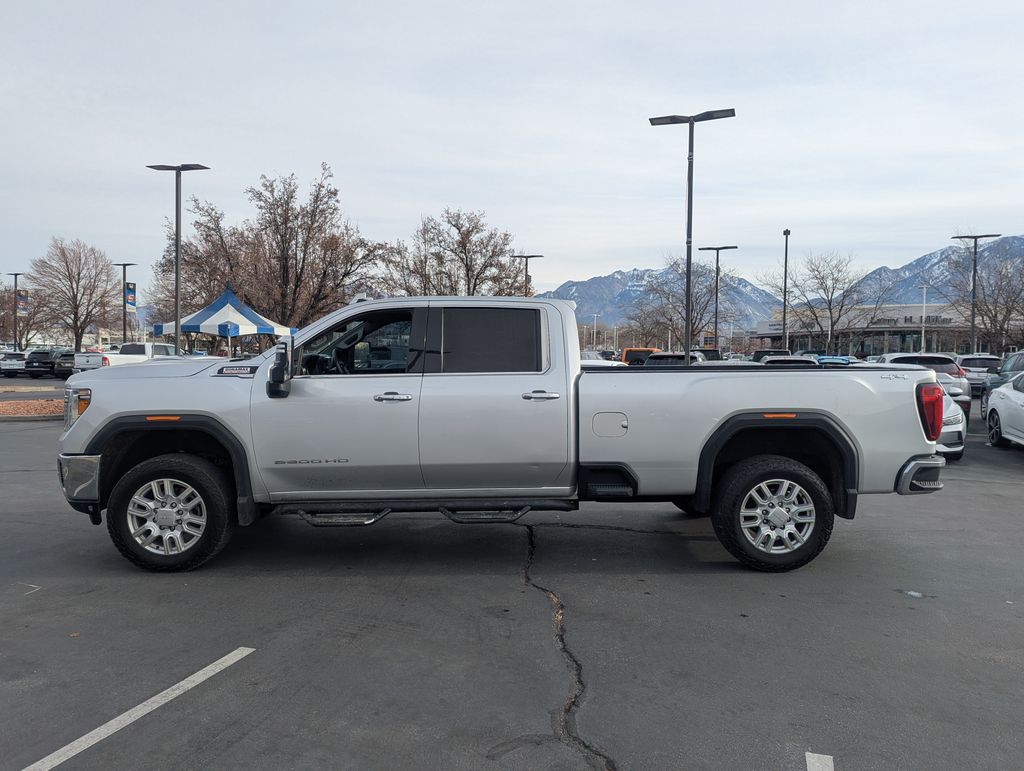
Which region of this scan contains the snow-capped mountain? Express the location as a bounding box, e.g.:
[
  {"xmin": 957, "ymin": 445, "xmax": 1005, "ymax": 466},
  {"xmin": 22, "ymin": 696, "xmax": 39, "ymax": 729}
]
[
  {"xmin": 539, "ymin": 236, "xmax": 1024, "ymax": 328},
  {"xmin": 538, "ymin": 267, "xmax": 781, "ymax": 328},
  {"xmin": 860, "ymin": 235, "xmax": 1024, "ymax": 304}
]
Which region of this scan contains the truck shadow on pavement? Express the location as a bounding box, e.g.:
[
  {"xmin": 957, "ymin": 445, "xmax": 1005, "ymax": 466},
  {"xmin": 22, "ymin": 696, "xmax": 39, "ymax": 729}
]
[{"xmin": 211, "ymin": 509, "xmax": 741, "ymax": 576}]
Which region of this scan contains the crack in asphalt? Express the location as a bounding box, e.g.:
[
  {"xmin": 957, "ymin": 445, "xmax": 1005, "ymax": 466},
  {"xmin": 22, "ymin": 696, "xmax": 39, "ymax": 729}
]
[{"xmin": 518, "ymin": 524, "xmax": 617, "ymax": 771}]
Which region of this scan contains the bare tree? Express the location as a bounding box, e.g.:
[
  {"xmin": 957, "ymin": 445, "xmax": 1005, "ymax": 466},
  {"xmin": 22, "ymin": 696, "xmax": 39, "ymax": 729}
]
[
  {"xmin": 642, "ymin": 257, "xmax": 733, "ymax": 348},
  {"xmin": 149, "ymin": 164, "xmax": 383, "ymax": 329},
  {"xmin": 760, "ymin": 252, "xmax": 893, "ymax": 354},
  {"xmin": 927, "ymin": 243, "xmax": 1024, "ymax": 354},
  {"xmin": 622, "ymin": 294, "xmax": 665, "ymax": 348},
  {"xmin": 28, "ymin": 238, "xmax": 117, "ymax": 352},
  {"xmin": 0, "ymin": 281, "xmax": 48, "ymax": 349},
  {"xmin": 381, "ymin": 209, "xmax": 521, "ymax": 297}
]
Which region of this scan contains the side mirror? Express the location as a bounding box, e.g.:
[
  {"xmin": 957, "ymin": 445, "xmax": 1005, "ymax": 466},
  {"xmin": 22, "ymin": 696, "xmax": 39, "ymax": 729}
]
[
  {"xmin": 947, "ymin": 386, "xmax": 964, "ymax": 397},
  {"xmin": 266, "ymin": 337, "xmax": 293, "ymax": 399}
]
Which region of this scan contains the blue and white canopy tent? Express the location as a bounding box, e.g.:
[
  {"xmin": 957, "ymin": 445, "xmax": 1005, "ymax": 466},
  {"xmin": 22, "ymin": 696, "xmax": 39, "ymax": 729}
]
[{"xmin": 153, "ymin": 287, "xmax": 295, "ymax": 353}]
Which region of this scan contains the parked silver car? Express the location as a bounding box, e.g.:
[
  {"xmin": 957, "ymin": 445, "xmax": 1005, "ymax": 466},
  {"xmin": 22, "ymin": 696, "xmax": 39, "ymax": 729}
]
[{"xmin": 955, "ymin": 354, "xmax": 1002, "ymax": 396}]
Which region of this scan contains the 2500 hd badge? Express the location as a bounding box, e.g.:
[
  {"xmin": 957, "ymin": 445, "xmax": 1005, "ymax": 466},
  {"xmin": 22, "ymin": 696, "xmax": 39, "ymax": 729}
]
[{"xmin": 274, "ymin": 458, "xmax": 350, "ymax": 464}]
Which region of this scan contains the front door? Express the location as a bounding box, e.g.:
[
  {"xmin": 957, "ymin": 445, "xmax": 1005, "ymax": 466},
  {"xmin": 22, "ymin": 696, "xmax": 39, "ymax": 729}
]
[
  {"xmin": 417, "ymin": 304, "xmax": 572, "ymax": 493},
  {"xmin": 250, "ymin": 306, "xmax": 426, "ymax": 499}
]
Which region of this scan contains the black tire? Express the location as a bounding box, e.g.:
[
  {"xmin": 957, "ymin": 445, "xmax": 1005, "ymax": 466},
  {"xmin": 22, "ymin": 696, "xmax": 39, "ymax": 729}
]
[
  {"xmin": 710, "ymin": 454, "xmax": 834, "ymax": 572},
  {"xmin": 988, "ymin": 410, "xmax": 1011, "ymax": 448},
  {"xmin": 2, "ymin": 373, "xmax": 16, "ymax": 378},
  {"xmin": 106, "ymin": 453, "xmax": 235, "ymax": 571},
  {"xmin": 29, "ymin": 373, "xmax": 42, "ymax": 379}
]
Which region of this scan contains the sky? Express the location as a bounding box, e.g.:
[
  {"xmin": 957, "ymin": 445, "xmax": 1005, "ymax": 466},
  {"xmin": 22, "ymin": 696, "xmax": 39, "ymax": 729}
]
[{"xmin": 1, "ymin": 0, "xmax": 1022, "ymax": 299}]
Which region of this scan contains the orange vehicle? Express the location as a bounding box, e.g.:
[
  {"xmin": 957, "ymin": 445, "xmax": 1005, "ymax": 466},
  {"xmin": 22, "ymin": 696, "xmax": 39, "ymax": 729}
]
[{"xmin": 620, "ymin": 347, "xmax": 661, "ymax": 366}]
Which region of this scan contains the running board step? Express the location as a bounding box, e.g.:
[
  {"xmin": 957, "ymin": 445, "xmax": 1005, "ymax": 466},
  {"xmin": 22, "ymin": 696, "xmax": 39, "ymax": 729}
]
[
  {"xmin": 298, "ymin": 509, "xmax": 391, "ymax": 527},
  {"xmin": 439, "ymin": 506, "xmax": 530, "ymax": 524}
]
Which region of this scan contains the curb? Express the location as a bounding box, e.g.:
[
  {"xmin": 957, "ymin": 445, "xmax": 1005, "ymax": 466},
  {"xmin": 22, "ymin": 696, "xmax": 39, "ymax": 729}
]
[{"xmin": 0, "ymin": 414, "xmax": 63, "ymax": 423}]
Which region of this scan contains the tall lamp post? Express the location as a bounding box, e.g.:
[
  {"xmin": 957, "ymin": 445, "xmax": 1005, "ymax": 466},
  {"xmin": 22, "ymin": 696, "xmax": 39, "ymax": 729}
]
[
  {"xmin": 782, "ymin": 228, "xmax": 791, "ymax": 351},
  {"xmin": 951, "ymin": 233, "xmax": 1000, "ymax": 354},
  {"xmin": 591, "ymin": 313, "xmax": 600, "ymax": 349},
  {"xmin": 6, "ymin": 272, "xmax": 24, "ymax": 351},
  {"xmin": 698, "ymin": 245, "xmax": 738, "ymax": 349},
  {"xmin": 919, "ymin": 284, "xmax": 929, "ymax": 353},
  {"xmin": 650, "ymin": 109, "xmax": 736, "ymax": 358},
  {"xmin": 112, "ymin": 262, "xmax": 137, "ymax": 345},
  {"xmin": 512, "ymin": 254, "xmax": 544, "ymax": 297},
  {"xmin": 147, "ymin": 163, "xmax": 210, "ymax": 354}
]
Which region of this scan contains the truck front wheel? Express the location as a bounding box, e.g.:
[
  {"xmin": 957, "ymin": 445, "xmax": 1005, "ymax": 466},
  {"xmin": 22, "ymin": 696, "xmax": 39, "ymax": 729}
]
[
  {"xmin": 710, "ymin": 455, "xmax": 833, "ymax": 572},
  {"xmin": 106, "ymin": 453, "xmax": 235, "ymax": 571}
]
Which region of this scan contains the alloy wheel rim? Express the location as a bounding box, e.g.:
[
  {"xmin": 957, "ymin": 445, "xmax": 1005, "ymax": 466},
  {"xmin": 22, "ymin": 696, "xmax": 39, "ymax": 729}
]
[
  {"xmin": 126, "ymin": 478, "xmax": 207, "ymax": 555},
  {"xmin": 739, "ymin": 478, "xmax": 815, "ymax": 554},
  {"xmin": 989, "ymin": 413, "xmax": 1001, "ymax": 445}
]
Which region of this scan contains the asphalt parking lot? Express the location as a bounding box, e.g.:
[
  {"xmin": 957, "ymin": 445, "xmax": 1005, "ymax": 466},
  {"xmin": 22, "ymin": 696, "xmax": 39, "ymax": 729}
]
[{"xmin": 2, "ymin": 407, "xmax": 1022, "ymax": 770}]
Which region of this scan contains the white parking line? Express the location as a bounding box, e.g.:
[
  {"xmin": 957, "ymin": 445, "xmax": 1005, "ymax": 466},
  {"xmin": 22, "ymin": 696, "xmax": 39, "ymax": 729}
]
[
  {"xmin": 21, "ymin": 646, "xmax": 255, "ymax": 771},
  {"xmin": 806, "ymin": 751, "xmax": 835, "ymax": 771}
]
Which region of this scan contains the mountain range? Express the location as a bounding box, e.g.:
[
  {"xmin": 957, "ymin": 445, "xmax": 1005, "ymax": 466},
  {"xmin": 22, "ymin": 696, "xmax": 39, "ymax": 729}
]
[{"xmin": 538, "ymin": 235, "xmax": 1024, "ymax": 328}]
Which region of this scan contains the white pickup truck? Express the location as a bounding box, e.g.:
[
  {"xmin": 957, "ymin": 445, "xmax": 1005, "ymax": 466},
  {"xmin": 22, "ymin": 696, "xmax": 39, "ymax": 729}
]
[
  {"xmin": 57, "ymin": 297, "xmax": 946, "ymax": 573},
  {"xmin": 74, "ymin": 342, "xmax": 179, "ymax": 372}
]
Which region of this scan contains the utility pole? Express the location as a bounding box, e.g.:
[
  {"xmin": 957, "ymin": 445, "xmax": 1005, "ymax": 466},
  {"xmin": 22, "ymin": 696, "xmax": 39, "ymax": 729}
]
[
  {"xmin": 649, "ymin": 109, "xmax": 736, "ymax": 359},
  {"xmin": 952, "ymin": 234, "xmax": 1000, "ymax": 353},
  {"xmin": 782, "ymin": 229, "xmax": 791, "ymax": 351},
  {"xmin": 148, "ymin": 164, "xmax": 210, "ymax": 354},
  {"xmin": 919, "ymin": 284, "xmax": 929, "ymax": 353},
  {"xmin": 512, "ymin": 254, "xmax": 544, "ymax": 297},
  {"xmin": 698, "ymin": 245, "xmax": 738, "ymax": 350},
  {"xmin": 6, "ymin": 272, "xmax": 23, "ymax": 351},
  {"xmin": 113, "ymin": 263, "xmax": 137, "ymax": 345},
  {"xmin": 591, "ymin": 313, "xmax": 600, "ymax": 349}
]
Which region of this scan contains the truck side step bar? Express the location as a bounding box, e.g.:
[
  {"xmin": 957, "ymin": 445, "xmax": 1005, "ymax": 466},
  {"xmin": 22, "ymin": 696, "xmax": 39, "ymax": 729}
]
[{"xmin": 276, "ymin": 498, "xmax": 577, "ymax": 527}]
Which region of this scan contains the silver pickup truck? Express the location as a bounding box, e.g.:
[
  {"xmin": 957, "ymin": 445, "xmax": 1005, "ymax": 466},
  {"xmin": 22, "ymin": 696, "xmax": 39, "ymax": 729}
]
[{"xmin": 57, "ymin": 297, "xmax": 946, "ymax": 572}]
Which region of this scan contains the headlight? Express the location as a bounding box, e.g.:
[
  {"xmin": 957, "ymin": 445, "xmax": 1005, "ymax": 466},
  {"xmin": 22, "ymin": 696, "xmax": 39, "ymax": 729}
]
[
  {"xmin": 64, "ymin": 387, "xmax": 91, "ymax": 430},
  {"xmin": 942, "ymin": 413, "xmax": 961, "ymax": 426}
]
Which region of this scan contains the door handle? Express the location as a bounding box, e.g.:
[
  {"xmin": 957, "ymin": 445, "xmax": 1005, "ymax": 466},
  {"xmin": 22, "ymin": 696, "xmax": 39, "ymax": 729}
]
[
  {"xmin": 522, "ymin": 390, "xmax": 561, "ymax": 401},
  {"xmin": 373, "ymin": 392, "xmax": 413, "ymax": 402}
]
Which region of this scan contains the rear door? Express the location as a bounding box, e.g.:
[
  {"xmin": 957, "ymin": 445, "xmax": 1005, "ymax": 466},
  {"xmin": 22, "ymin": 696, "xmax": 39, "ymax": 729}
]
[{"xmin": 417, "ymin": 303, "xmax": 572, "ymax": 493}]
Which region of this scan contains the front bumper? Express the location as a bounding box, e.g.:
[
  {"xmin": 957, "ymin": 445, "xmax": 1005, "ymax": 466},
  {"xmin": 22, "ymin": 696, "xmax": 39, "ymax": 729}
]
[
  {"xmin": 895, "ymin": 454, "xmax": 946, "ymax": 495},
  {"xmin": 58, "ymin": 453, "xmax": 102, "ymax": 522},
  {"xmin": 936, "ymin": 429, "xmax": 965, "ymax": 454}
]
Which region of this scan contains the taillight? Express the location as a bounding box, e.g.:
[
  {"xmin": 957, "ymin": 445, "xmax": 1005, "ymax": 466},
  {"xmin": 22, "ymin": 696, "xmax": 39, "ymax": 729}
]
[
  {"xmin": 916, "ymin": 383, "xmax": 943, "ymax": 442},
  {"xmin": 101, "ymin": 356, "xmax": 110, "ymax": 366}
]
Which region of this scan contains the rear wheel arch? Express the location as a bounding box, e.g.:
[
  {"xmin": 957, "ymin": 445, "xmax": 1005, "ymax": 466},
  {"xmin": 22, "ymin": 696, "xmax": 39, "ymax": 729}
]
[
  {"xmin": 85, "ymin": 415, "xmax": 259, "ymax": 525},
  {"xmin": 694, "ymin": 413, "xmax": 859, "ymax": 519}
]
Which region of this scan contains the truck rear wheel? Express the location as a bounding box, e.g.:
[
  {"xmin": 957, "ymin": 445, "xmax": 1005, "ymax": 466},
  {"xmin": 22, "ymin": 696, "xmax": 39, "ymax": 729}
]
[
  {"xmin": 106, "ymin": 453, "xmax": 235, "ymax": 571},
  {"xmin": 710, "ymin": 455, "xmax": 833, "ymax": 572}
]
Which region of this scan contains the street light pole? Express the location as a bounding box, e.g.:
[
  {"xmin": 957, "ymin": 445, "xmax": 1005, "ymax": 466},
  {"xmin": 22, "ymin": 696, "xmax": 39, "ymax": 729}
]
[
  {"xmin": 698, "ymin": 245, "xmax": 738, "ymax": 350},
  {"xmin": 6, "ymin": 272, "xmax": 23, "ymax": 351},
  {"xmin": 148, "ymin": 163, "xmax": 210, "ymax": 354},
  {"xmin": 782, "ymin": 229, "xmax": 791, "ymax": 351},
  {"xmin": 591, "ymin": 313, "xmax": 600, "ymax": 349},
  {"xmin": 113, "ymin": 262, "xmax": 137, "ymax": 345},
  {"xmin": 919, "ymin": 284, "xmax": 929, "ymax": 352},
  {"xmin": 951, "ymin": 234, "xmax": 1000, "ymax": 353},
  {"xmin": 512, "ymin": 254, "xmax": 544, "ymax": 297},
  {"xmin": 650, "ymin": 109, "xmax": 736, "ymax": 359}
]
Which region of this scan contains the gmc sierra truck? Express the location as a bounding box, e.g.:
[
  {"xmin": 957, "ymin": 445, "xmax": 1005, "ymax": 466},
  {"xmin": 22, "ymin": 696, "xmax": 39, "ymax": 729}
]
[{"xmin": 57, "ymin": 297, "xmax": 946, "ymax": 572}]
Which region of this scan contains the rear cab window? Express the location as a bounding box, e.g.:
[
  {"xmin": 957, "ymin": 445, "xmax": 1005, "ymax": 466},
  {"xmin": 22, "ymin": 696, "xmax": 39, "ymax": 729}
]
[{"xmin": 427, "ymin": 307, "xmax": 542, "ymax": 373}]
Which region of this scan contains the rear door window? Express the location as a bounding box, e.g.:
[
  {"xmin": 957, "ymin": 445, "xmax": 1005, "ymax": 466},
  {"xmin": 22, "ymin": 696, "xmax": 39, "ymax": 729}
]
[{"xmin": 436, "ymin": 308, "xmax": 542, "ymax": 373}]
